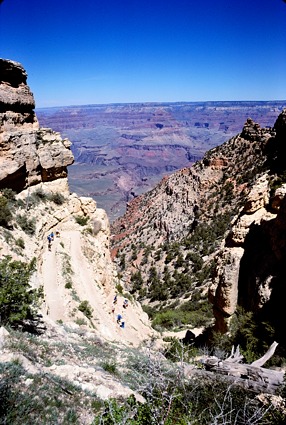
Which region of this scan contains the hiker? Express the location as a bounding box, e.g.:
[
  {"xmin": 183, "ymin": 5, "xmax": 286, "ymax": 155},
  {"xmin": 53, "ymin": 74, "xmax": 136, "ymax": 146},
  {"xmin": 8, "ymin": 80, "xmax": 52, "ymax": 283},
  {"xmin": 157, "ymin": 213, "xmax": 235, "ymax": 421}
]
[
  {"xmin": 56, "ymin": 230, "xmax": 60, "ymax": 238},
  {"xmin": 120, "ymin": 321, "xmax": 125, "ymax": 329},
  {"xmin": 47, "ymin": 235, "xmax": 52, "ymax": 250},
  {"xmin": 116, "ymin": 314, "xmax": 122, "ymax": 325},
  {"xmin": 50, "ymin": 231, "xmax": 54, "ymax": 241},
  {"xmin": 111, "ymin": 305, "xmax": 115, "ymax": 314},
  {"xmin": 123, "ymin": 299, "xmax": 128, "ymax": 309},
  {"xmin": 113, "ymin": 294, "xmax": 118, "ymax": 305}
]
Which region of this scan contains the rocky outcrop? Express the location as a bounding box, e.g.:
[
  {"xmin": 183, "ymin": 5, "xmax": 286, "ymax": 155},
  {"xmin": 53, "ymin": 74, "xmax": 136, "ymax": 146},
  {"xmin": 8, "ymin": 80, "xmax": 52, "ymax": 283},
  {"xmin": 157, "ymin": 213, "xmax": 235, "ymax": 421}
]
[
  {"xmin": 0, "ymin": 58, "xmax": 74, "ymax": 192},
  {"xmin": 209, "ymin": 111, "xmax": 286, "ymax": 345},
  {"xmin": 0, "ymin": 58, "xmax": 35, "ymax": 113}
]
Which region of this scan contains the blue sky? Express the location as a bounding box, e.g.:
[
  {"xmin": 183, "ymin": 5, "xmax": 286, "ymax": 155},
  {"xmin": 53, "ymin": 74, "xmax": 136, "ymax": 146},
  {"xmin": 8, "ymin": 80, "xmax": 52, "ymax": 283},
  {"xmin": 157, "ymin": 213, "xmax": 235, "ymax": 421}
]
[{"xmin": 0, "ymin": 0, "xmax": 285, "ymax": 107}]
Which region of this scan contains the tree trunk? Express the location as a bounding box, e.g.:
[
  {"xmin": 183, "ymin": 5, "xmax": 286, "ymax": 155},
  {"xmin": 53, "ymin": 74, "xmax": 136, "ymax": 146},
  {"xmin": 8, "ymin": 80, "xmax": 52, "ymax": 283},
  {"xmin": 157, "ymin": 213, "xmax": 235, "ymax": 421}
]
[{"xmin": 200, "ymin": 342, "xmax": 284, "ymax": 394}]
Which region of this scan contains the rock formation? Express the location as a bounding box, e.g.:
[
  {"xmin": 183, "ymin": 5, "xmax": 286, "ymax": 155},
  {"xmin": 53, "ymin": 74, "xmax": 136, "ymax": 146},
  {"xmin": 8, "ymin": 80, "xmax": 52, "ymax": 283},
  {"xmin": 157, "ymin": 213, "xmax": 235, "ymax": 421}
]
[
  {"xmin": 0, "ymin": 58, "xmax": 74, "ymax": 192},
  {"xmin": 210, "ymin": 110, "xmax": 286, "ymax": 347}
]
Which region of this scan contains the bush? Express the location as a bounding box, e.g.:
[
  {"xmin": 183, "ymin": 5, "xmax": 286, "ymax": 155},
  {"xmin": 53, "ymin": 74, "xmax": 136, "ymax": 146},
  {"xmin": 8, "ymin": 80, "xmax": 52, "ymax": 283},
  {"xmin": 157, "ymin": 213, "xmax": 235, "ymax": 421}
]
[
  {"xmin": 115, "ymin": 283, "xmax": 123, "ymax": 294},
  {"xmin": 142, "ymin": 305, "xmax": 156, "ymax": 320},
  {"xmin": 0, "ymin": 257, "xmax": 41, "ymax": 327},
  {"xmin": 78, "ymin": 300, "xmax": 93, "ymax": 319},
  {"xmin": 151, "ymin": 298, "xmax": 213, "ymax": 331},
  {"xmin": 15, "ymin": 237, "xmax": 25, "ymax": 249},
  {"xmin": 152, "ymin": 310, "xmax": 182, "ymax": 329},
  {"xmin": 93, "ymin": 355, "xmax": 275, "ymax": 425},
  {"xmin": 0, "ymin": 196, "xmax": 12, "ymax": 227},
  {"xmin": 74, "ymin": 215, "xmax": 89, "ymax": 226},
  {"xmin": 33, "ymin": 188, "xmax": 48, "ymax": 202},
  {"xmin": 130, "ymin": 270, "xmax": 144, "ymax": 293},
  {"xmin": 49, "ymin": 192, "xmax": 65, "ymax": 205},
  {"xmin": 74, "ymin": 317, "xmax": 87, "ymax": 326},
  {"xmin": 101, "ymin": 361, "xmax": 118, "ymax": 375},
  {"xmin": 0, "ymin": 188, "xmax": 16, "ymax": 201},
  {"xmin": 16, "ymin": 215, "xmax": 36, "ymax": 235},
  {"xmin": 0, "ymin": 361, "xmax": 84, "ymax": 424}
]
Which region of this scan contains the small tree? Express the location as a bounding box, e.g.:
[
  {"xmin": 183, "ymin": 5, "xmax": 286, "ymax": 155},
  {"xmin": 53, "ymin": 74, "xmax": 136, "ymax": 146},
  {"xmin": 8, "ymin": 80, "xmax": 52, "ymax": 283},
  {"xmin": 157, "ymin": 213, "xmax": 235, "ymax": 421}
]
[
  {"xmin": 78, "ymin": 300, "xmax": 93, "ymax": 319},
  {"xmin": 0, "ymin": 256, "xmax": 41, "ymax": 327},
  {"xmin": 0, "ymin": 196, "xmax": 12, "ymax": 228}
]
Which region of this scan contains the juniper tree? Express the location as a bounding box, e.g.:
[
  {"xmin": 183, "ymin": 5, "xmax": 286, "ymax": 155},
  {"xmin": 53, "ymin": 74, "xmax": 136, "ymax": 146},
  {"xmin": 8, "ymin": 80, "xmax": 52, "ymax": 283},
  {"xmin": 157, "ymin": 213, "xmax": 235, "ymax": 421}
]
[{"xmin": 0, "ymin": 256, "xmax": 41, "ymax": 327}]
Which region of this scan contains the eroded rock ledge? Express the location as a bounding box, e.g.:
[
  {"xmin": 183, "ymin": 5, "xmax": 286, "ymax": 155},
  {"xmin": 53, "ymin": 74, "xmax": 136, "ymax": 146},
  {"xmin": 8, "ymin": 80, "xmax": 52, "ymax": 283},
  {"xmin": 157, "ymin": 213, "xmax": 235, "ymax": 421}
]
[{"xmin": 0, "ymin": 58, "xmax": 74, "ymax": 191}]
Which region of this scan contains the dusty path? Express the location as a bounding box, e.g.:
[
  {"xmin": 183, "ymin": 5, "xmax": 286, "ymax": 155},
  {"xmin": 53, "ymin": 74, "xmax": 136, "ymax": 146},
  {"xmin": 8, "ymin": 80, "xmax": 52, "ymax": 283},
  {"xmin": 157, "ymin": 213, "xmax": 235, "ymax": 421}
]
[
  {"xmin": 41, "ymin": 235, "xmax": 67, "ymax": 320},
  {"xmin": 40, "ymin": 227, "xmax": 155, "ymax": 346}
]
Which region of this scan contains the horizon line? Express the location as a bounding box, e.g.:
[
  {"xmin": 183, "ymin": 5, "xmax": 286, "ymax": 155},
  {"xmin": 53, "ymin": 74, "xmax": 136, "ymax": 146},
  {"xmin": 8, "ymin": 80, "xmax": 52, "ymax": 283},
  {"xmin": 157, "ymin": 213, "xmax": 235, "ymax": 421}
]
[{"xmin": 35, "ymin": 99, "xmax": 286, "ymax": 110}]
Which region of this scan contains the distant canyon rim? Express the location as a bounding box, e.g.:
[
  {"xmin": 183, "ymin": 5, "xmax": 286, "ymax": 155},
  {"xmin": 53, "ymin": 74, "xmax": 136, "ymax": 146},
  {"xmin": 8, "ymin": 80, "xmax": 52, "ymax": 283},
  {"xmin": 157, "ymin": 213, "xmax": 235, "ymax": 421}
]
[{"xmin": 37, "ymin": 101, "xmax": 286, "ymax": 222}]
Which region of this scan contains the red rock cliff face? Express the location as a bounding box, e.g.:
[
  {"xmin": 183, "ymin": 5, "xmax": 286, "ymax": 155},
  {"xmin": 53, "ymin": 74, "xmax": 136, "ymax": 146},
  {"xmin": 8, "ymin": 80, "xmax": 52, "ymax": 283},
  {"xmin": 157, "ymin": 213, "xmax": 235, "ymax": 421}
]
[{"xmin": 0, "ymin": 58, "xmax": 74, "ymax": 192}]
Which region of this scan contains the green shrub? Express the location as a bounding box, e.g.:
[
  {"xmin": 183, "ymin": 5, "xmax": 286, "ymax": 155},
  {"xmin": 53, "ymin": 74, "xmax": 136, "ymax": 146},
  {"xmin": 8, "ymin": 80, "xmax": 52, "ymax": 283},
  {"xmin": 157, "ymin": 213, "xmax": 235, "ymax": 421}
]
[
  {"xmin": 74, "ymin": 317, "xmax": 87, "ymax": 326},
  {"xmin": 0, "ymin": 196, "xmax": 12, "ymax": 227},
  {"xmin": 33, "ymin": 188, "xmax": 48, "ymax": 202},
  {"xmin": 0, "ymin": 361, "xmax": 85, "ymax": 424},
  {"xmin": 164, "ymin": 337, "xmax": 199, "ymax": 363},
  {"xmin": 151, "ymin": 298, "xmax": 213, "ymax": 331},
  {"xmin": 61, "ymin": 252, "xmax": 74, "ymax": 276},
  {"xmin": 49, "ymin": 192, "xmax": 65, "ymax": 205},
  {"xmin": 15, "ymin": 237, "xmax": 25, "ymax": 249},
  {"xmin": 130, "ymin": 270, "xmax": 144, "ymax": 293},
  {"xmin": 152, "ymin": 310, "xmax": 181, "ymax": 330},
  {"xmin": 83, "ymin": 226, "xmax": 93, "ymax": 235},
  {"xmin": 78, "ymin": 300, "xmax": 93, "ymax": 319},
  {"xmin": 0, "ymin": 257, "xmax": 41, "ymax": 327},
  {"xmin": 115, "ymin": 283, "xmax": 123, "ymax": 294},
  {"xmin": 101, "ymin": 361, "xmax": 118, "ymax": 375},
  {"xmin": 141, "ymin": 305, "xmax": 156, "ymax": 319},
  {"xmin": 74, "ymin": 215, "xmax": 89, "ymax": 226},
  {"xmin": 16, "ymin": 214, "xmax": 36, "ymax": 235},
  {"xmin": 0, "ymin": 188, "xmax": 16, "ymax": 201}
]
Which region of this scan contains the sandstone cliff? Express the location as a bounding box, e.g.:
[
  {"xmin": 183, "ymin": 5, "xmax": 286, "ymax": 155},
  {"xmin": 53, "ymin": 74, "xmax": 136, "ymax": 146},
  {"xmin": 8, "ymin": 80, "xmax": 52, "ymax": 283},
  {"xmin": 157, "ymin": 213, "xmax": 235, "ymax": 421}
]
[{"xmin": 0, "ymin": 59, "xmax": 74, "ymax": 191}]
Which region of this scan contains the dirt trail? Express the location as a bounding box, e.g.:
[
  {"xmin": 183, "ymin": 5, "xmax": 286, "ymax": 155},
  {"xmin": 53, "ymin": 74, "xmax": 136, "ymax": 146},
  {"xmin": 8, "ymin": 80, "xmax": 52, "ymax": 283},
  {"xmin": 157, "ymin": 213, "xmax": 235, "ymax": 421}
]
[
  {"xmin": 40, "ymin": 227, "xmax": 155, "ymax": 346},
  {"xmin": 41, "ymin": 236, "xmax": 67, "ymax": 320}
]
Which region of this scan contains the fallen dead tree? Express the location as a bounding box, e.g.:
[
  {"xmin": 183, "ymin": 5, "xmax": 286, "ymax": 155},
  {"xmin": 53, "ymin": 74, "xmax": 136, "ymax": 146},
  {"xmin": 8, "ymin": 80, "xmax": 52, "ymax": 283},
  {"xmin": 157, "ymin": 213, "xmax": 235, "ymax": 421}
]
[{"xmin": 200, "ymin": 342, "xmax": 284, "ymax": 394}]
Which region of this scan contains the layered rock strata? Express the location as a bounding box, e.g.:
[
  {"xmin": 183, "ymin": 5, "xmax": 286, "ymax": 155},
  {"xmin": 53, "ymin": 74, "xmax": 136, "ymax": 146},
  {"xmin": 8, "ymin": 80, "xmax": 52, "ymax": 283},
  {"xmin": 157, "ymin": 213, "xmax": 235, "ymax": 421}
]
[{"xmin": 0, "ymin": 58, "xmax": 74, "ymax": 191}]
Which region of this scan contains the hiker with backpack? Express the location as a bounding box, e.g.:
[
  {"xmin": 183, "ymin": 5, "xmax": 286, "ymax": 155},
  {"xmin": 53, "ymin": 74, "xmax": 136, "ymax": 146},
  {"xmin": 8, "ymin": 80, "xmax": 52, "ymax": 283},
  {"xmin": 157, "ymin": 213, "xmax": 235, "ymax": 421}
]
[
  {"xmin": 47, "ymin": 234, "xmax": 52, "ymax": 251},
  {"xmin": 116, "ymin": 314, "xmax": 122, "ymax": 325}
]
